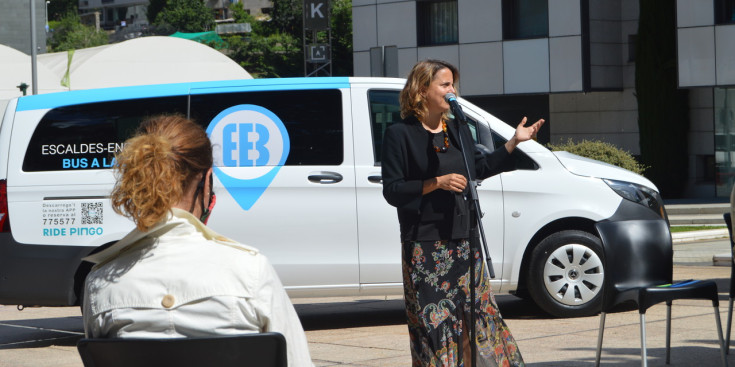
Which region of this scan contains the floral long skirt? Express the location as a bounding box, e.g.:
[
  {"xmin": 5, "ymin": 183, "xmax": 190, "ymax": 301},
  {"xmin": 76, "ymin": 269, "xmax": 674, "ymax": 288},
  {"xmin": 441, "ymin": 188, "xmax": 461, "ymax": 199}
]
[{"xmin": 402, "ymin": 239, "xmax": 524, "ymax": 367}]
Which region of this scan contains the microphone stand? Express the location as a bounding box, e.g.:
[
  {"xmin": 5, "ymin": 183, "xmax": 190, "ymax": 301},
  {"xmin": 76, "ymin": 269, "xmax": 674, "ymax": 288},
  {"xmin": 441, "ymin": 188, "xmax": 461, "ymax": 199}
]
[
  {"xmin": 452, "ymin": 107, "xmax": 495, "ymax": 279},
  {"xmin": 450, "ymin": 99, "xmax": 496, "ymax": 367}
]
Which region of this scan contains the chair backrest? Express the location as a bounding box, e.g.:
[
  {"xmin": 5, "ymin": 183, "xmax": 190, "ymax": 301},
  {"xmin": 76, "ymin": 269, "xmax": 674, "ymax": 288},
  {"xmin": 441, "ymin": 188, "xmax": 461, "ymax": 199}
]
[
  {"xmin": 77, "ymin": 332, "xmax": 287, "ymax": 367},
  {"xmin": 595, "ymin": 220, "xmax": 673, "ymax": 298},
  {"xmin": 723, "ymin": 212, "xmax": 735, "ymax": 297},
  {"xmin": 724, "ymin": 212, "xmax": 733, "ymax": 249}
]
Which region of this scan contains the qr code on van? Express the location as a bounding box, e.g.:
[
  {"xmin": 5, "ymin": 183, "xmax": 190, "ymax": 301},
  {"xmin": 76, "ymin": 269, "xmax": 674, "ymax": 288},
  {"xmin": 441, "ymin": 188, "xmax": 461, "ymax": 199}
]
[{"xmin": 81, "ymin": 202, "xmax": 103, "ymax": 225}]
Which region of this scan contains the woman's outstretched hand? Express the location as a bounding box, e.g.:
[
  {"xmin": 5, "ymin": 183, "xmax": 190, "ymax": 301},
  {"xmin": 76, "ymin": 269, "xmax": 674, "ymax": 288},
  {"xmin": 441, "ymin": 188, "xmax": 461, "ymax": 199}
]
[{"xmin": 505, "ymin": 117, "xmax": 545, "ymax": 153}]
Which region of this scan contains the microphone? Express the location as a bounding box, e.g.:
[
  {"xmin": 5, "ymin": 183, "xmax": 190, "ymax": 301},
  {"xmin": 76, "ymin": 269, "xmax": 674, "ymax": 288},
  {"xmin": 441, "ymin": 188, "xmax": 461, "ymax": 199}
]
[{"xmin": 444, "ymin": 93, "xmax": 467, "ymax": 123}]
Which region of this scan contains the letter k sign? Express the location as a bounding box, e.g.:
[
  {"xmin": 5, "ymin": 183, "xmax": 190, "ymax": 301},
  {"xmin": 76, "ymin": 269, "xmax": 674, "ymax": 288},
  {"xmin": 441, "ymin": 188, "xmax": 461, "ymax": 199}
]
[
  {"xmin": 310, "ymin": 2, "xmax": 324, "ymax": 18},
  {"xmin": 304, "ymin": 0, "xmax": 329, "ymax": 30}
]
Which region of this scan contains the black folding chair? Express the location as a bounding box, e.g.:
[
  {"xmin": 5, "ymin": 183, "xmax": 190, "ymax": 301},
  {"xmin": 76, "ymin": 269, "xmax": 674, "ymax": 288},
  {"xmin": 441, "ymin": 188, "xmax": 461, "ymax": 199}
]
[
  {"xmin": 594, "ymin": 220, "xmax": 727, "ymax": 367},
  {"xmin": 77, "ymin": 332, "xmax": 287, "ymax": 367},
  {"xmin": 724, "ymin": 212, "xmax": 735, "ymax": 354}
]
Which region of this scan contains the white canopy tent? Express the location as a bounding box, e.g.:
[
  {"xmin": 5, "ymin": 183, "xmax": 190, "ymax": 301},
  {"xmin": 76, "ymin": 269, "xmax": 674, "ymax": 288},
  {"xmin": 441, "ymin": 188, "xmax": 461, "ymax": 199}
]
[
  {"xmin": 0, "ymin": 36, "xmax": 251, "ymax": 106},
  {"xmin": 0, "ymin": 44, "xmax": 67, "ymax": 101},
  {"xmin": 37, "ymin": 36, "xmax": 251, "ymax": 90}
]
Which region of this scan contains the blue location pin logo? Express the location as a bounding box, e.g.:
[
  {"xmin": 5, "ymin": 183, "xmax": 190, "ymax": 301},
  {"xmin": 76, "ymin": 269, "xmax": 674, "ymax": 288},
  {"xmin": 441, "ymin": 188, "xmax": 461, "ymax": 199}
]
[{"xmin": 206, "ymin": 105, "xmax": 290, "ymax": 210}]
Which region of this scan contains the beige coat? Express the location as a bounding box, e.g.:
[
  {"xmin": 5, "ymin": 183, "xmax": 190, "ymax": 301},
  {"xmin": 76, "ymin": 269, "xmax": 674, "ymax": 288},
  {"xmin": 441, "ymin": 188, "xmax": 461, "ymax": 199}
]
[
  {"xmin": 83, "ymin": 208, "xmax": 313, "ymax": 367},
  {"xmin": 731, "ymin": 185, "xmax": 735, "ymax": 263}
]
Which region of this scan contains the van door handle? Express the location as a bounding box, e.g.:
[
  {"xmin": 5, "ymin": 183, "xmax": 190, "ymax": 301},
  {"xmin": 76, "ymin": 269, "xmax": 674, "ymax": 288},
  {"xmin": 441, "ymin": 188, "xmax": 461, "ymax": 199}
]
[
  {"xmin": 368, "ymin": 175, "xmax": 382, "ymax": 184},
  {"xmin": 308, "ymin": 172, "xmax": 343, "ymax": 184}
]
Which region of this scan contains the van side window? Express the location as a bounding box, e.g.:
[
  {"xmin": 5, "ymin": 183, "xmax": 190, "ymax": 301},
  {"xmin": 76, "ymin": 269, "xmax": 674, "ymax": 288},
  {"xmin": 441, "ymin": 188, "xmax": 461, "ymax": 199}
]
[
  {"xmin": 491, "ymin": 131, "xmax": 539, "ymax": 170},
  {"xmin": 190, "ymin": 89, "xmax": 343, "ymax": 166},
  {"xmin": 369, "ymin": 90, "xmax": 479, "ymax": 165},
  {"xmin": 368, "ymin": 90, "xmax": 402, "ymax": 164},
  {"xmin": 23, "ymin": 96, "xmax": 188, "ymax": 172}
]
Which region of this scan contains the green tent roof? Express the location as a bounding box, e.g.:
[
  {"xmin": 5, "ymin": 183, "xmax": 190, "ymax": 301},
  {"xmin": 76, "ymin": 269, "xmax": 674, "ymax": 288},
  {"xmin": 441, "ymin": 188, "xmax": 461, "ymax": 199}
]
[{"xmin": 170, "ymin": 31, "xmax": 226, "ymax": 49}]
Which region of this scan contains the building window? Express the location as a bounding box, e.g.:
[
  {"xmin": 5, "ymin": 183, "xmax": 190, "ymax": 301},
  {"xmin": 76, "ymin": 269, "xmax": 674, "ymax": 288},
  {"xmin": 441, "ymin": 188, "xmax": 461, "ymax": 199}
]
[
  {"xmin": 213, "ymin": 8, "xmax": 227, "ymax": 20},
  {"xmin": 716, "ymin": 0, "xmax": 735, "ymax": 24},
  {"xmin": 417, "ymin": 0, "xmax": 458, "ymax": 46},
  {"xmin": 715, "ymin": 87, "xmax": 735, "ymax": 197},
  {"xmin": 502, "ymin": 0, "xmax": 548, "ymax": 40}
]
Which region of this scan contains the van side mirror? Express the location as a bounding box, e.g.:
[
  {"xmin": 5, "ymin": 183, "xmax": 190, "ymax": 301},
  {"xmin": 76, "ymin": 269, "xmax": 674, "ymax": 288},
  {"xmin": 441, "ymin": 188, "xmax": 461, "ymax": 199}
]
[{"xmin": 475, "ymin": 144, "xmax": 493, "ymax": 156}]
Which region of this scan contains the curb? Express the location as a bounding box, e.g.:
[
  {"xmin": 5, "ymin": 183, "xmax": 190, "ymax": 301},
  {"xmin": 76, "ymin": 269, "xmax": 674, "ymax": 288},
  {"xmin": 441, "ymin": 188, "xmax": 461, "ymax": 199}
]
[{"xmin": 671, "ymin": 228, "xmax": 729, "ymax": 244}]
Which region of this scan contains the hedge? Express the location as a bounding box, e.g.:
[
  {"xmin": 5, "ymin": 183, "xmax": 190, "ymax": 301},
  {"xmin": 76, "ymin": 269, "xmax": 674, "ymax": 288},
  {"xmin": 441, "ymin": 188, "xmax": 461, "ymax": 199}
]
[{"xmin": 547, "ymin": 139, "xmax": 648, "ymax": 175}]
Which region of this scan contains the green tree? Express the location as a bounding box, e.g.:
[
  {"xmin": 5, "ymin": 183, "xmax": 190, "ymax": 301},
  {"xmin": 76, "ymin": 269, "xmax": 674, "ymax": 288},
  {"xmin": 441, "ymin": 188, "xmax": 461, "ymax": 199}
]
[
  {"xmin": 635, "ymin": 0, "xmax": 689, "ymax": 197},
  {"xmin": 47, "ymin": 12, "xmax": 108, "ymax": 52},
  {"xmin": 229, "ymin": 2, "xmax": 268, "ymax": 34},
  {"xmin": 270, "ymin": 0, "xmax": 303, "ymax": 36},
  {"xmin": 48, "ymin": 0, "xmax": 77, "ymax": 22},
  {"xmin": 223, "ymin": 1, "xmax": 303, "ymax": 77},
  {"xmin": 223, "ymin": 0, "xmax": 353, "ymax": 78},
  {"xmin": 154, "ymin": 0, "xmax": 215, "ymax": 33},
  {"xmin": 225, "ymin": 32, "xmax": 301, "ymax": 78},
  {"xmin": 229, "ymin": 1, "xmax": 250, "ymax": 23},
  {"xmin": 146, "ymin": 0, "xmax": 167, "ymax": 24},
  {"xmin": 330, "ymin": 0, "xmax": 352, "ymax": 76}
]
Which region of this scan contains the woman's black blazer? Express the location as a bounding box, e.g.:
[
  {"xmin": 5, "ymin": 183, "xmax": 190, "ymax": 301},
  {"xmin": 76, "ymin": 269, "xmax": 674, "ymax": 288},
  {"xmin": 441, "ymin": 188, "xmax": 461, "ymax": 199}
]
[{"xmin": 381, "ymin": 115, "xmax": 515, "ymax": 241}]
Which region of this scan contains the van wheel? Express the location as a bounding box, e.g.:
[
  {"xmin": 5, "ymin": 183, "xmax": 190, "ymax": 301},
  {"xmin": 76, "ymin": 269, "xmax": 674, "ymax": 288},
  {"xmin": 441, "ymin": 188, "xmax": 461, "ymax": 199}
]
[{"xmin": 527, "ymin": 230, "xmax": 605, "ymax": 318}]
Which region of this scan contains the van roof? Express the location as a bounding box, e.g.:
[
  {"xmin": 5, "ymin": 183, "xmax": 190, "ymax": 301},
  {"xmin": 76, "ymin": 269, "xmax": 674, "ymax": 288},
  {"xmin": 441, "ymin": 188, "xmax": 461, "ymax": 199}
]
[{"xmin": 16, "ymin": 77, "xmax": 405, "ymax": 112}]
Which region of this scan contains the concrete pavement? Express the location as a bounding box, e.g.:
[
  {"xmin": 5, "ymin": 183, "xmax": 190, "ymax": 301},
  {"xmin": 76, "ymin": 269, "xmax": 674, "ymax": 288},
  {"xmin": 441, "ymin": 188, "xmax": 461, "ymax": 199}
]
[{"xmin": 1, "ymin": 237, "xmax": 734, "ymax": 366}]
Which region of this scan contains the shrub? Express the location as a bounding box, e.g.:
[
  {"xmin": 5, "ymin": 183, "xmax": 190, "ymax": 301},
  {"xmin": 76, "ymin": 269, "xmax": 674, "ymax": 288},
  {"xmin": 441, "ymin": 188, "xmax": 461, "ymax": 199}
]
[
  {"xmin": 47, "ymin": 12, "xmax": 108, "ymax": 52},
  {"xmin": 546, "ymin": 139, "xmax": 648, "ymax": 175}
]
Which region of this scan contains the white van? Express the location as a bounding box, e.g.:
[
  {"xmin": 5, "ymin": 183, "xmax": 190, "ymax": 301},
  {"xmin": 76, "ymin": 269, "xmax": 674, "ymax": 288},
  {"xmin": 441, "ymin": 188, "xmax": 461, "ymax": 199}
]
[{"xmin": 0, "ymin": 77, "xmax": 669, "ymax": 317}]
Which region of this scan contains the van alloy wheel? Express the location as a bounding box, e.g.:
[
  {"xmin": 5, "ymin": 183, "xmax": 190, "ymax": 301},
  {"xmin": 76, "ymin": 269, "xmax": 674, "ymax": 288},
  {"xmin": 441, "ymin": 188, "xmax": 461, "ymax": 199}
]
[
  {"xmin": 527, "ymin": 230, "xmax": 605, "ymax": 318},
  {"xmin": 542, "ymin": 243, "xmax": 604, "ymax": 306}
]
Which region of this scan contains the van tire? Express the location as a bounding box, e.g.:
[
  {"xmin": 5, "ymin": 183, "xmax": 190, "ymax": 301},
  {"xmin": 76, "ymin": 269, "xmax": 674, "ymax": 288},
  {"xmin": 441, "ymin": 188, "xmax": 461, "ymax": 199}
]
[{"xmin": 527, "ymin": 230, "xmax": 605, "ymax": 318}]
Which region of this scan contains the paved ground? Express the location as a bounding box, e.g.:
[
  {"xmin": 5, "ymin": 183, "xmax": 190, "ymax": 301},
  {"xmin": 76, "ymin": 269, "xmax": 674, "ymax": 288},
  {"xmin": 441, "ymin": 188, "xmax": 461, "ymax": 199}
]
[{"xmin": 1, "ymin": 237, "xmax": 734, "ymax": 366}]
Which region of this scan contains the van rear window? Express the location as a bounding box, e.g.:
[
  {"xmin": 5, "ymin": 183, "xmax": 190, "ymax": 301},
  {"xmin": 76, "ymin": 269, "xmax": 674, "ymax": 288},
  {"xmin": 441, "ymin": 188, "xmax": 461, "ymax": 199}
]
[{"xmin": 23, "ymin": 96, "xmax": 187, "ymax": 172}]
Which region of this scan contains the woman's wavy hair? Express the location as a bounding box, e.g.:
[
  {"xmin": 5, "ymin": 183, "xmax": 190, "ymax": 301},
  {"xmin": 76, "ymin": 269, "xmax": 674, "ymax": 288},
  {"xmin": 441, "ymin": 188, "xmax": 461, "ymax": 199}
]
[
  {"xmin": 399, "ymin": 59, "xmax": 459, "ymax": 121},
  {"xmin": 111, "ymin": 114, "xmax": 213, "ymax": 232}
]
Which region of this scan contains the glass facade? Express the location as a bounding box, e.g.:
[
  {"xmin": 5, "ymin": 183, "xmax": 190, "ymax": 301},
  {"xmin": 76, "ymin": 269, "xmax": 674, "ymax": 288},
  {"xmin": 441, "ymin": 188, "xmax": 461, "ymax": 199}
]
[
  {"xmin": 715, "ymin": 87, "xmax": 735, "ymax": 196},
  {"xmin": 716, "ymin": 0, "xmax": 735, "ymax": 24},
  {"xmin": 502, "ymin": 0, "xmax": 549, "ymax": 40}
]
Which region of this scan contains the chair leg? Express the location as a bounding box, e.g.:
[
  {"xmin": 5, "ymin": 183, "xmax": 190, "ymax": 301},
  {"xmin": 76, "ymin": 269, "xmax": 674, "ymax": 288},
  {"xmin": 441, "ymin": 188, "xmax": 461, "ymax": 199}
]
[
  {"xmin": 713, "ymin": 305, "xmax": 729, "ymax": 367},
  {"xmin": 640, "ymin": 313, "xmax": 648, "ymax": 367},
  {"xmin": 595, "ymin": 312, "xmax": 606, "ymax": 367},
  {"xmin": 666, "ymin": 303, "xmax": 671, "ymax": 364},
  {"xmin": 727, "ymin": 297, "xmax": 733, "ymax": 354}
]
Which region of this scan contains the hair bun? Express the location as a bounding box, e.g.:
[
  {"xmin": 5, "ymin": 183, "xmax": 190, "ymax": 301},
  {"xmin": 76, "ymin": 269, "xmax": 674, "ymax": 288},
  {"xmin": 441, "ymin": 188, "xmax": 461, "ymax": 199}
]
[{"xmin": 111, "ymin": 115, "xmax": 212, "ymax": 232}]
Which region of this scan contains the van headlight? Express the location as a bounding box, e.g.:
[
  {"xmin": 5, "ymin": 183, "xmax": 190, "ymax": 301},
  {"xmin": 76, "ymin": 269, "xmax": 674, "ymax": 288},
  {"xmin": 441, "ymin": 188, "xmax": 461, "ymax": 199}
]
[{"xmin": 603, "ymin": 179, "xmax": 666, "ymax": 219}]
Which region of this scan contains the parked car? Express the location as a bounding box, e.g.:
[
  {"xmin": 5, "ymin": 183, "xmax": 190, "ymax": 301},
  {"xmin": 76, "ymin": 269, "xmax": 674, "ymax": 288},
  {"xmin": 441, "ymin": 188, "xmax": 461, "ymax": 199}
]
[{"xmin": 0, "ymin": 77, "xmax": 669, "ymax": 317}]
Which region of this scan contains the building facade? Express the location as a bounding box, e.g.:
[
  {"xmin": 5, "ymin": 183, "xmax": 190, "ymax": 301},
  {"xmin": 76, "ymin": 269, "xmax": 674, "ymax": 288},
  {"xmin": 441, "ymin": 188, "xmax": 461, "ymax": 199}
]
[
  {"xmin": 0, "ymin": 0, "xmax": 48, "ymax": 55},
  {"xmin": 78, "ymin": 0, "xmax": 148, "ymax": 30},
  {"xmin": 206, "ymin": 0, "xmax": 273, "ymax": 19},
  {"xmin": 77, "ymin": 0, "xmax": 273, "ymax": 30},
  {"xmin": 676, "ymin": 0, "xmax": 735, "ymax": 197},
  {"xmin": 353, "ymin": 0, "xmax": 735, "ymax": 198}
]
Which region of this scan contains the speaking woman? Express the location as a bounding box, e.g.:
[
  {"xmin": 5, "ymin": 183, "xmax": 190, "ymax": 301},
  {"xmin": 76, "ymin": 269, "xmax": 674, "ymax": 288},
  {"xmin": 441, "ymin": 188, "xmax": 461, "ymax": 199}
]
[{"xmin": 382, "ymin": 60, "xmax": 544, "ymax": 366}]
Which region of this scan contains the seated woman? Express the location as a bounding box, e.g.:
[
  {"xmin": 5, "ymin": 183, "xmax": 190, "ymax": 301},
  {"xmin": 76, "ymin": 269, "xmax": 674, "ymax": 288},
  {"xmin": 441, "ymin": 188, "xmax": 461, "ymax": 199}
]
[{"xmin": 82, "ymin": 114, "xmax": 313, "ymax": 367}]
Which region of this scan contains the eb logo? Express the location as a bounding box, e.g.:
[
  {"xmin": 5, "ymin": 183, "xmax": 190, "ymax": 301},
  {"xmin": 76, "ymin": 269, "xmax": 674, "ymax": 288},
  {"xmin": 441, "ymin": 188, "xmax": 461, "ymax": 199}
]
[{"xmin": 207, "ymin": 105, "xmax": 290, "ymax": 210}]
